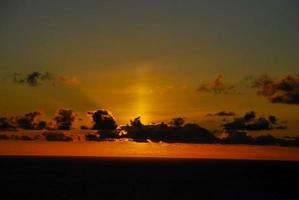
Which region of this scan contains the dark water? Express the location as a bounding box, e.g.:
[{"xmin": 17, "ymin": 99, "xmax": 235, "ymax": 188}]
[{"xmin": 1, "ymin": 156, "xmax": 299, "ymax": 200}]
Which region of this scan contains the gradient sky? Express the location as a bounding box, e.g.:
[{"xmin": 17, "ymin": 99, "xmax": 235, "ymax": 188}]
[{"xmin": 0, "ymin": 0, "xmax": 299, "ymax": 135}]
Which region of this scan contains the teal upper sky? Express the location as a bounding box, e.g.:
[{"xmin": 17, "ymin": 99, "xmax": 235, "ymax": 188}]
[{"xmin": 1, "ymin": 0, "xmax": 298, "ymax": 76}]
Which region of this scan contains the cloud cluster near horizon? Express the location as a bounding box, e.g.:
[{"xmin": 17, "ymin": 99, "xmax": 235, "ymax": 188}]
[
  {"xmin": 222, "ymin": 111, "xmax": 286, "ymax": 131},
  {"xmin": 0, "ymin": 108, "xmax": 296, "ymax": 146}
]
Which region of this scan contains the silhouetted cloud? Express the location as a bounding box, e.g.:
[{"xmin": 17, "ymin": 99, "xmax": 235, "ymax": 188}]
[
  {"xmin": 0, "ymin": 108, "xmax": 297, "ymax": 146},
  {"xmin": 54, "ymin": 109, "xmax": 77, "ymax": 130},
  {"xmin": 37, "ymin": 121, "xmax": 48, "ymax": 130},
  {"xmin": 42, "ymin": 131, "xmax": 73, "ymax": 141},
  {"xmin": 169, "ymin": 117, "xmax": 185, "ymax": 128},
  {"xmin": 218, "ymin": 130, "xmax": 286, "ymax": 146},
  {"xmin": 15, "ymin": 111, "xmax": 41, "ymax": 129},
  {"xmin": 206, "ymin": 111, "xmax": 236, "ymax": 117},
  {"xmin": 243, "ymin": 111, "xmax": 255, "ymax": 122},
  {"xmin": 220, "ymin": 130, "xmax": 253, "ymax": 144},
  {"xmin": 88, "ymin": 109, "xmax": 117, "ymax": 130},
  {"xmin": 0, "ymin": 117, "xmax": 15, "ymax": 129},
  {"xmin": 222, "ymin": 111, "xmax": 286, "ymax": 131},
  {"xmin": 197, "ymin": 74, "xmax": 238, "ymax": 94},
  {"xmin": 130, "ymin": 117, "xmax": 143, "ymax": 128},
  {"xmin": 123, "ymin": 117, "xmax": 216, "ymax": 143},
  {"xmin": 10, "ymin": 71, "xmax": 80, "ymax": 87},
  {"xmin": 247, "ymin": 74, "xmax": 299, "ymax": 104},
  {"xmin": 1, "ymin": 112, "xmax": 47, "ymax": 130},
  {"xmin": 11, "ymin": 72, "xmax": 52, "ymax": 87}
]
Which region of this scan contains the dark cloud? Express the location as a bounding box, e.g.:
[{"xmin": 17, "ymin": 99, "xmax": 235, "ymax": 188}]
[
  {"xmin": 88, "ymin": 109, "xmax": 117, "ymax": 130},
  {"xmin": 37, "ymin": 121, "xmax": 48, "ymax": 130},
  {"xmin": 197, "ymin": 74, "xmax": 238, "ymax": 95},
  {"xmin": 243, "ymin": 111, "xmax": 255, "ymax": 122},
  {"xmin": 169, "ymin": 117, "xmax": 185, "ymax": 128},
  {"xmin": 268, "ymin": 115, "xmax": 277, "ymax": 125},
  {"xmin": 42, "ymin": 131, "xmax": 73, "ymax": 141},
  {"xmin": 1, "ymin": 112, "xmax": 46, "ymax": 130},
  {"xmin": 220, "ymin": 130, "xmax": 253, "ymax": 144},
  {"xmin": 11, "ymin": 72, "xmax": 52, "ymax": 87},
  {"xmin": 222, "ymin": 111, "xmax": 286, "ymax": 131},
  {"xmin": 130, "ymin": 117, "xmax": 143, "ymax": 128},
  {"xmin": 123, "ymin": 118, "xmax": 216, "ymax": 143},
  {"xmin": 219, "ymin": 130, "xmax": 285, "ymax": 146},
  {"xmin": 206, "ymin": 111, "xmax": 236, "ymax": 117},
  {"xmin": 15, "ymin": 112, "xmax": 41, "ymax": 129},
  {"xmin": 0, "ymin": 117, "xmax": 15, "ymax": 129},
  {"xmin": 54, "ymin": 109, "xmax": 77, "ymax": 130},
  {"xmin": 247, "ymin": 74, "xmax": 299, "ymax": 104},
  {"xmin": 0, "ymin": 108, "xmax": 297, "ymax": 146},
  {"xmin": 253, "ymin": 134, "xmax": 279, "ymax": 146},
  {"xmin": 10, "ymin": 72, "xmax": 80, "ymax": 87}
]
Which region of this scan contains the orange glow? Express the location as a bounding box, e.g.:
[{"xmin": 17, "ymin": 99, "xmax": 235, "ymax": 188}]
[{"xmin": 1, "ymin": 141, "xmax": 299, "ymax": 161}]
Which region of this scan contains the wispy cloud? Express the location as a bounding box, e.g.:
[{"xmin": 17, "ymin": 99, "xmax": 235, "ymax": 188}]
[
  {"xmin": 9, "ymin": 71, "xmax": 80, "ymax": 87},
  {"xmin": 197, "ymin": 74, "xmax": 238, "ymax": 95}
]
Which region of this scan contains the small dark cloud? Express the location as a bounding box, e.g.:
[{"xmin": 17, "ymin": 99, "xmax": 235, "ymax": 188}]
[
  {"xmin": 37, "ymin": 121, "xmax": 48, "ymax": 130},
  {"xmin": 243, "ymin": 111, "xmax": 255, "ymax": 122},
  {"xmin": 169, "ymin": 117, "xmax": 185, "ymax": 128},
  {"xmin": 206, "ymin": 111, "xmax": 236, "ymax": 117},
  {"xmin": 54, "ymin": 109, "xmax": 77, "ymax": 130},
  {"xmin": 130, "ymin": 117, "xmax": 143, "ymax": 128},
  {"xmin": 222, "ymin": 111, "xmax": 286, "ymax": 131},
  {"xmin": 11, "ymin": 72, "xmax": 52, "ymax": 87},
  {"xmin": 246, "ymin": 74, "xmax": 299, "ymax": 104},
  {"xmin": 9, "ymin": 71, "xmax": 80, "ymax": 87},
  {"xmin": 1, "ymin": 112, "xmax": 47, "ymax": 130},
  {"xmin": 197, "ymin": 74, "xmax": 238, "ymax": 95},
  {"xmin": 88, "ymin": 109, "xmax": 117, "ymax": 130}
]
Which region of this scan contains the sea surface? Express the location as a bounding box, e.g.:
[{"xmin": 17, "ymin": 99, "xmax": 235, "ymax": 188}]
[{"xmin": 1, "ymin": 156, "xmax": 299, "ymax": 200}]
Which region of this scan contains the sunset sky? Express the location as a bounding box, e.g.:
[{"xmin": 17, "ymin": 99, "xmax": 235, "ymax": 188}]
[{"xmin": 1, "ymin": 0, "xmax": 299, "ymax": 136}]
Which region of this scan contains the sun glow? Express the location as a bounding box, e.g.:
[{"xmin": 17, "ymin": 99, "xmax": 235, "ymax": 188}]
[
  {"xmin": 132, "ymin": 65, "xmax": 153, "ymax": 124},
  {"xmin": 135, "ymin": 88, "xmax": 150, "ymax": 123}
]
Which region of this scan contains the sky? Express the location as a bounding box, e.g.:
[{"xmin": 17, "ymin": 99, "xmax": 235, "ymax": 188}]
[{"xmin": 0, "ymin": 0, "xmax": 299, "ymax": 136}]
